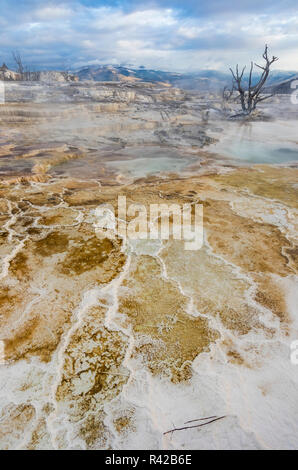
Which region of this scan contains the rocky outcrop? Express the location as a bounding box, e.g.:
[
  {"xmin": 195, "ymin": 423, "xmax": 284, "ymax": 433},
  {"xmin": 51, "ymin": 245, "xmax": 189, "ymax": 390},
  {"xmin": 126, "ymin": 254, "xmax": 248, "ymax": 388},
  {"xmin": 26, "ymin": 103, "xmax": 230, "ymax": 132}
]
[
  {"xmin": 37, "ymin": 71, "xmax": 78, "ymax": 83},
  {"xmin": 0, "ymin": 64, "xmax": 78, "ymax": 83},
  {"xmin": 0, "ymin": 63, "xmax": 21, "ymax": 81}
]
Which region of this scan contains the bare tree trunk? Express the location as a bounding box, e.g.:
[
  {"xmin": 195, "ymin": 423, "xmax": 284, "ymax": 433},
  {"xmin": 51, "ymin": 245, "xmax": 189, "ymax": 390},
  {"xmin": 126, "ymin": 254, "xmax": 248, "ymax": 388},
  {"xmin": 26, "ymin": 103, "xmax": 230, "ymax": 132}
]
[
  {"xmin": 12, "ymin": 51, "xmax": 35, "ymax": 81},
  {"xmin": 229, "ymin": 45, "xmax": 278, "ymax": 115},
  {"xmin": 12, "ymin": 51, "xmax": 25, "ymax": 79},
  {"xmin": 221, "ymin": 84, "xmax": 235, "ymax": 114}
]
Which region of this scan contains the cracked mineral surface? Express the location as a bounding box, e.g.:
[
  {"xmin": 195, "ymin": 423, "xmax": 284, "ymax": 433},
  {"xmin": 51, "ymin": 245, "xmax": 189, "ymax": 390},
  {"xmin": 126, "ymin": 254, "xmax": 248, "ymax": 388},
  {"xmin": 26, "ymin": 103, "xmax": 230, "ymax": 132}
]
[{"xmin": 0, "ymin": 82, "xmax": 297, "ymax": 449}]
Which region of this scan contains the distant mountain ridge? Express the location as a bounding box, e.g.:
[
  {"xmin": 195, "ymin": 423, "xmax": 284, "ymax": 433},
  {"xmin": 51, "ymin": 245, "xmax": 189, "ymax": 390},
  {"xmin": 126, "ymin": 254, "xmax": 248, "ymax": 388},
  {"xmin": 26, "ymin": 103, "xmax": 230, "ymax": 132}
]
[
  {"xmin": 1, "ymin": 60, "xmax": 297, "ymax": 93},
  {"xmin": 76, "ymin": 65, "xmax": 298, "ymax": 92},
  {"xmin": 76, "ymin": 65, "xmax": 182, "ymax": 83}
]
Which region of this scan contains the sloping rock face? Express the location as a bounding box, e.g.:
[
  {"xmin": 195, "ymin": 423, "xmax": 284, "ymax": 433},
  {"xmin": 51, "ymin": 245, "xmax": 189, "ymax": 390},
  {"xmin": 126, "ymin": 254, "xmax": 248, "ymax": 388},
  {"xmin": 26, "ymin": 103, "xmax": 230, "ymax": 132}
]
[
  {"xmin": 37, "ymin": 71, "xmax": 78, "ymax": 83},
  {"xmin": 1, "ymin": 79, "xmax": 185, "ymax": 105},
  {"xmin": 266, "ymin": 75, "xmax": 298, "ymax": 94}
]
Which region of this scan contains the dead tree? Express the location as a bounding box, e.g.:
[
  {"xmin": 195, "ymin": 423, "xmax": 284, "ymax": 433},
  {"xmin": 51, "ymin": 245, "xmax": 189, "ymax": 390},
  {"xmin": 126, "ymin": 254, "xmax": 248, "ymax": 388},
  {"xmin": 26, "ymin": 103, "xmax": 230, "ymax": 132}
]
[
  {"xmin": 12, "ymin": 51, "xmax": 25, "ymax": 78},
  {"xmin": 221, "ymin": 84, "xmax": 235, "ymax": 114},
  {"xmin": 12, "ymin": 51, "xmax": 36, "ymax": 80},
  {"xmin": 229, "ymin": 45, "xmax": 278, "ymax": 115}
]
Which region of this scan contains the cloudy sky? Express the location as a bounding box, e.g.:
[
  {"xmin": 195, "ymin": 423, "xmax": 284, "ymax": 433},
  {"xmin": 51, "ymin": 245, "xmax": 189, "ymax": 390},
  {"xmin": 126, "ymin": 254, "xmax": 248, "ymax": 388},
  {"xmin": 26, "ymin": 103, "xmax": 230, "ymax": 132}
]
[{"xmin": 0, "ymin": 0, "xmax": 297, "ymax": 72}]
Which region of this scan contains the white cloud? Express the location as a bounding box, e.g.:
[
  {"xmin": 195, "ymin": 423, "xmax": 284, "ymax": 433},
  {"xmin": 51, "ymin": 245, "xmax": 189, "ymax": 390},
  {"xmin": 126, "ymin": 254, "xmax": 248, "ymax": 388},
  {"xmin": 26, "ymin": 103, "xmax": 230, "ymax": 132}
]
[
  {"xmin": 178, "ymin": 26, "xmax": 200, "ymax": 39},
  {"xmin": 91, "ymin": 7, "xmax": 177, "ymax": 31},
  {"xmin": 35, "ymin": 5, "xmax": 73, "ymax": 20},
  {"xmin": 1, "ymin": 2, "xmax": 297, "ymax": 71},
  {"xmin": 117, "ymin": 40, "xmax": 152, "ymax": 51}
]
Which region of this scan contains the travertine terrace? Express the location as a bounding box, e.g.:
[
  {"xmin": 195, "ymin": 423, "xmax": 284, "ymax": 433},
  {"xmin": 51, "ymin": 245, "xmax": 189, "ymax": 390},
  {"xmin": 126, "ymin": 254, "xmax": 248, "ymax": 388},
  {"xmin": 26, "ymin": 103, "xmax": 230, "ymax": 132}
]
[{"xmin": 0, "ymin": 81, "xmax": 297, "ymax": 449}]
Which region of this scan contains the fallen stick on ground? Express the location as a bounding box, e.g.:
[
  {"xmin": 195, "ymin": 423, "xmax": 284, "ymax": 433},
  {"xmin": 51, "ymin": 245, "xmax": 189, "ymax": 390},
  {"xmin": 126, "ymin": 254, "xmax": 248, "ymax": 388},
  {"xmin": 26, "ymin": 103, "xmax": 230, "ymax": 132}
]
[
  {"xmin": 163, "ymin": 416, "xmax": 226, "ymax": 435},
  {"xmin": 184, "ymin": 415, "xmax": 217, "ymax": 424}
]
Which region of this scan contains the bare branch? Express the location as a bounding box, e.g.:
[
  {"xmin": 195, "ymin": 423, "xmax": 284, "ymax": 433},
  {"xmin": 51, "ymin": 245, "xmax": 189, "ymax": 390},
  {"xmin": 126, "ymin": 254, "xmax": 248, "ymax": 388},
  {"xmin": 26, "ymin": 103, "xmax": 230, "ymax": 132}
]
[
  {"xmin": 255, "ymin": 94, "xmax": 274, "ymax": 103},
  {"xmin": 163, "ymin": 416, "xmax": 226, "ymax": 435},
  {"xmin": 12, "ymin": 50, "xmax": 24, "ymax": 77},
  {"xmin": 11, "ymin": 50, "xmax": 34, "ymax": 81},
  {"xmin": 184, "ymin": 415, "xmax": 217, "ymax": 424}
]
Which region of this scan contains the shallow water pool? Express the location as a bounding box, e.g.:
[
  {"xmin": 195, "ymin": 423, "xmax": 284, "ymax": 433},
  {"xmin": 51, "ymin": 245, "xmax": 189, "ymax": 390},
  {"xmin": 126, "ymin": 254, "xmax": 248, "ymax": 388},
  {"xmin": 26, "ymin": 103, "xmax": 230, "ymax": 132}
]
[{"xmin": 208, "ymin": 120, "xmax": 298, "ymax": 164}]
